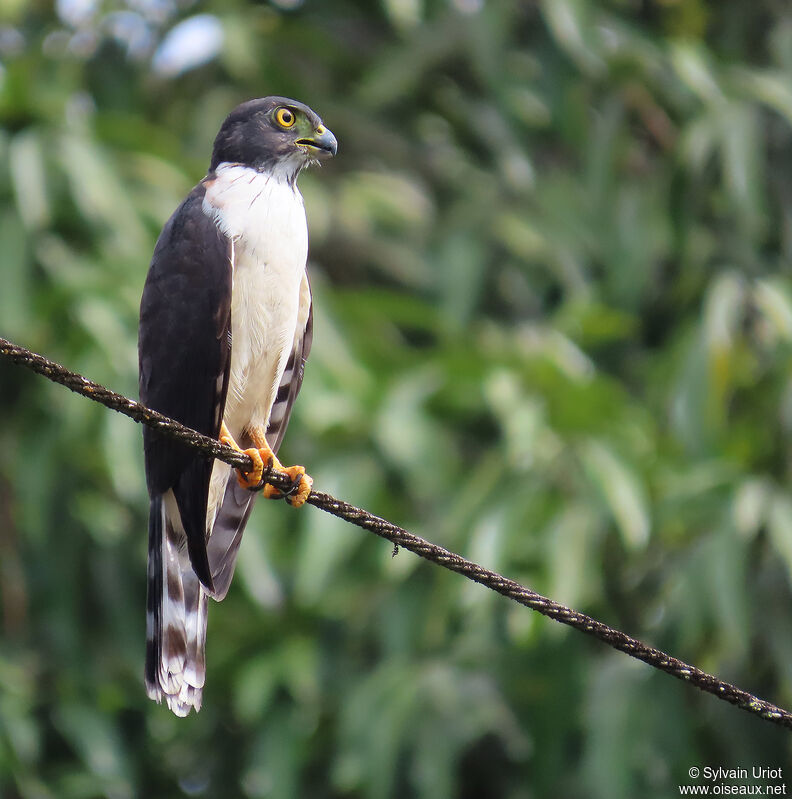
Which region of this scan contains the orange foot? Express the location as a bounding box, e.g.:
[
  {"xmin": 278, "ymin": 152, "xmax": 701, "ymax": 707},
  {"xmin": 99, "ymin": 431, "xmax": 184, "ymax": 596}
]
[
  {"xmin": 220, "ymin": 423, "xmax": 313, "ymax": 507},
  {"xmin": 261, "ymin": 464, "xmax": 313, "ymax": 507}
]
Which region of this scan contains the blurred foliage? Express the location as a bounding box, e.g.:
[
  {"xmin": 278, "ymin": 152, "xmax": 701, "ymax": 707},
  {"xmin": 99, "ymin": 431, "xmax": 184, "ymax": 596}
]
[{"xmin": 1, "ymin": 0, "xmax": 792, "ymax": 796}]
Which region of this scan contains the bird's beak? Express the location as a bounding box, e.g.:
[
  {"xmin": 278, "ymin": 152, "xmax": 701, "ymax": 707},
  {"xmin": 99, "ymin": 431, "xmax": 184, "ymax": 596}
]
[{"xmin": 296, "ymin": 125, "xmax": 338, "ymax": 159}]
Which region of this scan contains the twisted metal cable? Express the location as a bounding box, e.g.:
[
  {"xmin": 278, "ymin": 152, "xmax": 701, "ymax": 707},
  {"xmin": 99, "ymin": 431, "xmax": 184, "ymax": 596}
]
[{"xmin": 2, "ymin": 334, "xmax": 791, "ymax": 731}]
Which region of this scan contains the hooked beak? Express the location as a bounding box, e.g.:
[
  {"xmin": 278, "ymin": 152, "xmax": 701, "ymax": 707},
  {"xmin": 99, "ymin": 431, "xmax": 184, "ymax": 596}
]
[{"xmin": 296, "ymin": 125, "xmax": 338, "ymax": 159}]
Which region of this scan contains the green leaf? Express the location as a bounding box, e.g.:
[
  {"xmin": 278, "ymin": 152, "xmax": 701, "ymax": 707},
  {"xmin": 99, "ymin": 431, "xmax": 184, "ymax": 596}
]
[{"xmin": 580, "ymin": 440, "xmax": 650, "ymax": 550}]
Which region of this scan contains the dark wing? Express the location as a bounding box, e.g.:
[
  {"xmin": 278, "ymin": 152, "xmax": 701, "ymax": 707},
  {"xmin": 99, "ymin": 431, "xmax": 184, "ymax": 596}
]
[
  {"xmin": 205, "ymin": 272, "xmax": 313, "ymax": 600},
  {"xmin": 139, "ymin": 182, "xmax": 232, "ymax": 591}
]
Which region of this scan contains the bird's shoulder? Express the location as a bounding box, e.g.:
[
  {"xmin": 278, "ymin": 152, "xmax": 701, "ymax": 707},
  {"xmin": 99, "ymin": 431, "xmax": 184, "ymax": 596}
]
[{"xmin": 149, "ymin": 182, "xmax": 229, "ymax": 271}]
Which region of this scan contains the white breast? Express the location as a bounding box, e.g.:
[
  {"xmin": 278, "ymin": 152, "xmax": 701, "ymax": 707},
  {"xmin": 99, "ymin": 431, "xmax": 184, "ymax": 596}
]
[{"xmin": 203, "ymin": 163, "xmax": 308, "ymax": 438}]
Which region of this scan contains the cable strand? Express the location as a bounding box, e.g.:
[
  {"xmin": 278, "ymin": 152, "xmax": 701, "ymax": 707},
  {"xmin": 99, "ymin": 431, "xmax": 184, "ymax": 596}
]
[{"xmin": 1, "ymin": 335, "xmax": 789, "ymax": 730}]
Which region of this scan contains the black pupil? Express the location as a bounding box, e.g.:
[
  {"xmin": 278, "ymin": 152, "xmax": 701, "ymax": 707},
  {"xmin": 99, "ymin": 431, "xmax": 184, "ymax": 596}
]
[{"xmin": 282, "ymin": 110, "xmax": 292, "ymax": 123}]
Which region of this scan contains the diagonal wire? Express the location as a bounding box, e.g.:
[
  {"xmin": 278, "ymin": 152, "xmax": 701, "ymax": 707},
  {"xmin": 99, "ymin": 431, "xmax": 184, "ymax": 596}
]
[{"xmin": 2, "ymin": 334, "xmax": 791, "ymax": 731}]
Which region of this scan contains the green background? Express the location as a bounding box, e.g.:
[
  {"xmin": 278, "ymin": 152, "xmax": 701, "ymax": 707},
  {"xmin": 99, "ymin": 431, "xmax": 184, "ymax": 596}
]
[{"xmin": 1, "ymin": 0, "xmax": 791, "ymax": 796}]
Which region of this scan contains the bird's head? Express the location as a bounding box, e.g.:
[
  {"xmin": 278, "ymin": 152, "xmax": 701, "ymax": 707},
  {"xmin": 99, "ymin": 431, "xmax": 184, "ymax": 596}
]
[{"xmin": 209, "ymin": 96, "xmax": 337, "ymax": 180}]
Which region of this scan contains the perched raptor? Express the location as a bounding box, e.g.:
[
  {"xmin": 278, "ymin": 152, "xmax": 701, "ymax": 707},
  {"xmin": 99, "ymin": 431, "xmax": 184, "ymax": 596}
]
[{"xmin": 138, "ymin": 97, "xmax": 336, "ymax": 716}]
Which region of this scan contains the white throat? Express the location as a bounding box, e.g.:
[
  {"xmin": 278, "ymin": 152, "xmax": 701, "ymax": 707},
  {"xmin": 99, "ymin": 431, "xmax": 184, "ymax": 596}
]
[{"xmin": 202, "ymin": 162, "xmax": 306, "ymax": 246}]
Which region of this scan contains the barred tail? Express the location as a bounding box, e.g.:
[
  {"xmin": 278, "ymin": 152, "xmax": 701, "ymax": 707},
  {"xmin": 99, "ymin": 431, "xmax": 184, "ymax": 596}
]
[{"xmin": 145, "ymin": 491, "xmax": 208, "ymax": 717}]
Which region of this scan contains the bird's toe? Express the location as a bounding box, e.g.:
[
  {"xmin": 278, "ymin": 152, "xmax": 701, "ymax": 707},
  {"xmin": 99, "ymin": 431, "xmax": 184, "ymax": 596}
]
[
  {"xmin": 236, "ymin": 447, "xmax": 265, "ymax": 489},
  {"xmin": 284, "ymin": 467, "xmax": 312, "ymax": 507}
]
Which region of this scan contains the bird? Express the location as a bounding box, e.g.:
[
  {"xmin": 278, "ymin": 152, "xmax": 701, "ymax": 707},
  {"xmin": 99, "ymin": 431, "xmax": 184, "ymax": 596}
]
[{"xmin": 138, "ymin": 96, "xmax": 336, "ymax": 716}]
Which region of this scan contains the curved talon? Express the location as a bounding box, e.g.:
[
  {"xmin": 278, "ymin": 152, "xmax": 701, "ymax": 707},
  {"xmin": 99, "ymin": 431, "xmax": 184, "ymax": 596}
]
[
  {"xmin": 261, "ymin": 482, "xmax": 282, "ymax": 500},
  {"xmin": 247, "ymin": 456, "xmax": 276, "ymax": 492},
  {"xmin": 282, "ymin": 471, "xmax": 305, "ymax": 496},
  {"xmin": 285, "ymin": 472, "xmax": 312, "ymax": 507}
]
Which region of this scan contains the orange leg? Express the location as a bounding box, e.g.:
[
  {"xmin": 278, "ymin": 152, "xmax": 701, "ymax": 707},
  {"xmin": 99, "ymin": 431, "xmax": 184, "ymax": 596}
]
[
  {"xmin": 220, "ymin": 422, "xmax": 264, "ymax": 489},
  {"xmin": 220, "ymin": 423, "xmax": 313, "ymax": 507}
]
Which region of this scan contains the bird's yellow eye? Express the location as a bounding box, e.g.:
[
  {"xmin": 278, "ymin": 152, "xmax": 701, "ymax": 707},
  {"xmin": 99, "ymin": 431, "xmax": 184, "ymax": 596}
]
[{"xmin": 275, "ymin": 107, "xmax": 296, "ymax": 128}]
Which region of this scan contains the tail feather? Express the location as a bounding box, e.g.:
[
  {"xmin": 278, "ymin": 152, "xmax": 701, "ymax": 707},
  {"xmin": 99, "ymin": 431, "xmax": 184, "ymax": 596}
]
[
  {"xmin": 182, "ymin": 573, "xmax": 208, "ymax": 690},
  {"xmin": 144, "ymin": 495, "xmax": 164, "ymax": 699},
  {"xmin": 207, "ymin": 473, "xmax": 256, "ymax": 601},
  {"xmin": 145, "ymin": 435, "xmax": 264, "ymax": 716},
  {"xmin": 145, "ymin": 490, "xmax": 208, "ymax": 716}
]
